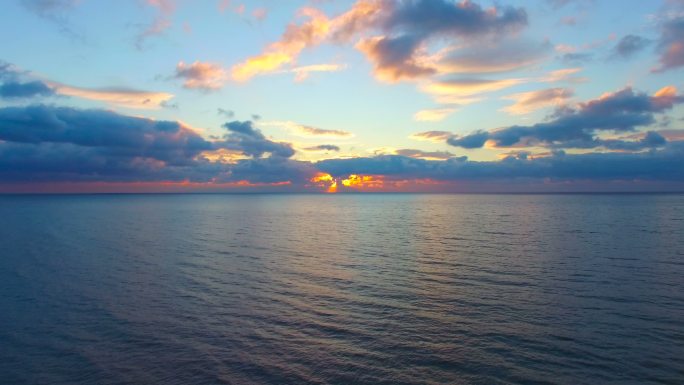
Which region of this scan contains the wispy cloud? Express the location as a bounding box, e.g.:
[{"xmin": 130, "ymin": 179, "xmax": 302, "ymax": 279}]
[
  {"xmin": 20, "ymin": 0, "xmax": 83, "ymax": 40},
  {"xmin": 287, "ymin": 64, "xmax": 347, "ymax": 82},
  {"xmin": 409, "ymin": 131, "xmax": 455, "ymax": 143},
  {"xmin": 302, "ymin": 144, "xmax": 341, "ymax": 152},
  {"xmin": 502, "ymin": 88, "xmax": 573, "ymax": 115},
  {"xmin": 261, "ymin": 121, "xmax": 353, "ymax": 138},
  {"xmin": 395, "ymin": 149, "xmax": 455, "ymax": 160},
  {"xmin": 421, "ymin": 78, "xmax": 526, "ymax": 103},
  {"xmin": 413, "ymin": 108, "xmax": 456, "ymax": 122},
  {"xmin": 231, "ymin": 7, "xmax": 331, "ymax": 81},
  {"xmin": 136, "ymin": 0, "xmax": 176, "ymax": 49},
  {"xmin": 48, "ymin": 82, "xmax": 174, "ymax": 109}
]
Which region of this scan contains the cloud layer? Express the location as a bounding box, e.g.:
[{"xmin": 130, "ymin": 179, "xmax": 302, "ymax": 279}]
[
  {"xmin": 1, "ymin": 103, "xmax": 683, "ymax": 191},
  {"xmin": 448, "ymin": 86, "xmax": 681, "ymax": 149}
]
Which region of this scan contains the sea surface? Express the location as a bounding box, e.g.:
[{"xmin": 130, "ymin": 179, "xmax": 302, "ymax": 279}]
[{"xmin": 1, "ymin": 194, "xmax": 683, "ymax": 385}]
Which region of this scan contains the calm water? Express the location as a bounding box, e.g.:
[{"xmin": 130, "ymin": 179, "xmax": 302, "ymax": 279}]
[{"xmin": 1, "ymin": 194, "xmax": 683, "ymax": 385}]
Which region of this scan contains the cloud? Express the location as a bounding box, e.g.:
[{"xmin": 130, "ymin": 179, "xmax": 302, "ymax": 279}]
[
  {"xmin": 231, "ymin": 7, "xmax": 331, "ymax": 81},
  {"xmin": 222, "ymin": 120, "xmax": 295, "ymax": 158},
  {"xmin": 2, "ymin": 106, "xmax": 684, "ymax": 191},
  {"xmin": 413, "ymin": 108, "xmax": 456, "ymax": 122},
  {"xmin": 395, "ymin": 149, "xmax": 456, "ymax": 160},
  {"xmin": 356, "ymin": 35, "xmax": 436, "ymax": 82},
  {"xmin": 252, "ymin": 7, "xmax": 268, "ymax": 21},
  {"xmin": 448, "ymin": 86, "xmax": 682, "ymax": 149},
  {"xmin": 560, "ymin": 52, "xmax": 593, "ymax": 64},
  {"xmin": 409, "ymin": 130, "xmax": 454, "ymax": 142},
  {"xmin": 539, "ymin": 67, "xmax": 585, "ymax": 83},
  {"xmin": 0, "ymin": 105, "xmax": 318, "ymax": 187},
  {"xmin": 136, "ymin": 0, "xmax": 176, "ymax": 49},
  {"xmin": 217, "ymin": 0, "xmax": 231, "ymax": 13},
  {"xmin": 47, "ymin": 82, "xmax": 174, "ymax": 109},
  {"xmin": 653, "ymin": 17, "xmax": 684, "ymax": 72},
  {"xmin": 434, "ymin": 39, "xmax": 551, "ymax": 74},
  {"xmin": 174, "ymin": 61, "xmax": 227, "ymax": 90},
  {"xmin": 20, "ymin": 0, "xmax": 82, "ymax": 40},
  {"xmin": 0, "ymin": 60, "xmax": 173, "ymax": 108},
  {"xmin": 0, "ymin": 80, "xmax": 54, "ymax": 99},
  {"xmin": 0, "ymin": 104, "xmax": 211, "ymax": 169},
  {"xmin": 287, "ymin": 63, "xmax": 347, "ymax": 82},
  {"xmin": 447, "ymin": 131, "xmax": 490, "ymax": 149},
  {"xmin": 232, "ymin": 0, "xmax": 527, "ymax": 82},
  {"xmin": 611, "ymin": 34, "xmax": 650, "ymax": 59},
  {"xmin": 21, "ymin": 0, "xmax": 78, "ymax": 16},
  {"xmin": 316, "ymin": 146, "xmax": 684, "ymax": 185},
  {"xmin": 421, "ymin": 78, "xmax": 525, "ymax": 102},
  {"xmin": 261, "ymin": 121, "xmax": 353, "ymax": 138},
  {"xmin": 502, "ymin": 88, "xmax": 573, "ymax": 115},
  {"xmin": 217, "ymin": 108, "xmax": 234, "ymax": 118},
  {"xmin": 359, "ymin": 0, "xmax": 529, "ymax": 82},
  {"xmin": 302, "ymin": 144, "xmax": 341, "ymax": 152}
]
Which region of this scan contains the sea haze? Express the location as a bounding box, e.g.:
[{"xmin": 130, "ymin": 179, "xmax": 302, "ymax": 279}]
[{"xmin": 1, "ymin": 194, "xmax": 683, "ymax": 384}]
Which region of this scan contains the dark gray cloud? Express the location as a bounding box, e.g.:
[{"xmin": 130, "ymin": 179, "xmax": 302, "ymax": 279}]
[
  {"xmin": 358, "ymin": 35, "xmax": 435, "ymax": 81},
  {"xmin": 561, "ymin": 52, "xmax": 593, "ymax": 64},
  {"xmin": 0, "ymin": 106, "xmax": 307, "ymax": 185},
  {"xmin": 359, "ymin": 0, "xmax": 528, "ymax": 81},
  {"xmin": 0, "ymin": 104, "xmax": 226, "ymax": 183},
  {"xmin": 317, "ymin": 144, "xmax": 684, "ymax": 183},
  {"xmin": 222, "ymin": 120, "xmax": 295, "ymax": 158},
  {"xmin": 0, "ymin": 105, "xmax": 212, "ymax": 165},
  {"xmin": 447, "ymin": 131, "xmax": 490, "ymax": 149},
  {"xmin": 383, "ymin": 0, "xmax": 527, "ymax": 37},
  {"xmin": 303, "ymin": 144, "xmax": 341, "ymax": 152},
  {"xmin": 653, "ymin": 17, "xmax": 684, "ymax": 73},
  {"xmin": 448, "ymin": 87, "xmax": 681, "ymax": 149},
  {"xmin": 0, "ymin": 80, "xmax": 54, "ymax": 98},
  {"xmin": 611, "ymin": 34, "xmax": 650, "ymax": 59},
  {"xmin": 228, "ymin": 158, "xmax": 316, "ymax": 184},
  {"xmin": 217, "ymin": 108, "xmax": 234, "ymax": 118},
  {"xmin": 2, "ymin": 103, "xmax": 683, "ymax": 190}
]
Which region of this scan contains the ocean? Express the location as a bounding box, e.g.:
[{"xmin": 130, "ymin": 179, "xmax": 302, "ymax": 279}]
[{"xmin": 1, "ymin": 194, "xmax": 683, "ymax": 384}]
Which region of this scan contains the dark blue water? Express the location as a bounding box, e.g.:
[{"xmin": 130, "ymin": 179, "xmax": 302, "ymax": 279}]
[{"xmin": 1, "ymin": 194, "xmax": 683, "ymax": 385}]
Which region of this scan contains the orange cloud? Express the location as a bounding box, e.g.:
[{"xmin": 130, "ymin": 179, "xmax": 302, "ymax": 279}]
[
  {"xmin": 539, "ymin": 67, "xmax": 586, "ymax": 83},
  {"xmin": 231, "ymin": 7, "xmax": 331, "ymax": 81},
  {"xmin": 409, "ymin": 130, "xmax": 454, "ymax": 142},
  {"xmin": 199, "ymin": 148, "xmax": 250, "ymax": 164},
  {"xmin": 309, "ymin": 172, "xmax": 450, "ymax": 192},
  {"xmin": 47, "ymin": 82, "xmax": 174, "ymax": 109},
  {"xmin": 422, "ymin": 78, "xmax": 525, "ymax": 97}
]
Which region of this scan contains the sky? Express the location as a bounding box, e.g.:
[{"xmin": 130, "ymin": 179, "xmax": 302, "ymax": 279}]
[{"xmin": 1, "ymin": 0, "xmax": 684, "ymax": 193}]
